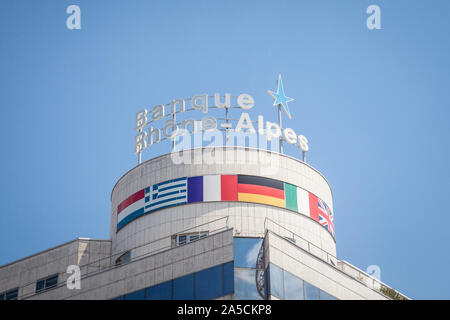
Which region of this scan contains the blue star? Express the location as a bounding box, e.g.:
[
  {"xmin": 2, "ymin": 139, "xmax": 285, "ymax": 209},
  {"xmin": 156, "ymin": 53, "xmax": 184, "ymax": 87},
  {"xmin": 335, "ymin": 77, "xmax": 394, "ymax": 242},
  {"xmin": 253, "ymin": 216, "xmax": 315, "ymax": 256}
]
[{"xmin": 267, "ymin": 74, "xmax": 294, "ymax": 119}]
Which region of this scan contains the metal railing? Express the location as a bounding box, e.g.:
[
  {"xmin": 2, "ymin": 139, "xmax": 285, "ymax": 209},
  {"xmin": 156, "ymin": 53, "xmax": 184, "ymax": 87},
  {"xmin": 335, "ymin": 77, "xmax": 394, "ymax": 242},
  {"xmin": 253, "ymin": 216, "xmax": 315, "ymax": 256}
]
[
  {"xmin": 263, "ymin": 217, "xmax": 338, "ymax": 266},
  {"xmin": 263, "ymin": 217, "xmax": 409, "ymax": 300}
]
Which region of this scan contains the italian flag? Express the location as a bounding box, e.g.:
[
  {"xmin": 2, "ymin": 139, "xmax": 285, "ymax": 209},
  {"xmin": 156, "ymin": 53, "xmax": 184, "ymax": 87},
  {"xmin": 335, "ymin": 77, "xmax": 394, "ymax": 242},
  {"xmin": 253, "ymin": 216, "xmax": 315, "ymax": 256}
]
[{"xmin": 284, "ymin": 182, "xmax": 311, "ymax": 217}]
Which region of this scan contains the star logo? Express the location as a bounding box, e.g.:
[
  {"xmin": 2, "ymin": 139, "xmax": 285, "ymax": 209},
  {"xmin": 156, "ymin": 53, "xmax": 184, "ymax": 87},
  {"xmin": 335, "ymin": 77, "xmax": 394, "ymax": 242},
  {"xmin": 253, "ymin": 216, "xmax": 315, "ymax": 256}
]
[{"xmin": 267, "ymin": 74, "xmax": 294, "ymax": 119}]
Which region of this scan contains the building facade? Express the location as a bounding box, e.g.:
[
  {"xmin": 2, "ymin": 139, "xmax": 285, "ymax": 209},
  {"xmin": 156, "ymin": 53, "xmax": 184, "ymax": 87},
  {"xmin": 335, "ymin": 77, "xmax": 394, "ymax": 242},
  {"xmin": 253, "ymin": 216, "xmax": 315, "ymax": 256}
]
[{"xmin": 0, "ymin": 147, "xmax": 408, "ymax": 300}]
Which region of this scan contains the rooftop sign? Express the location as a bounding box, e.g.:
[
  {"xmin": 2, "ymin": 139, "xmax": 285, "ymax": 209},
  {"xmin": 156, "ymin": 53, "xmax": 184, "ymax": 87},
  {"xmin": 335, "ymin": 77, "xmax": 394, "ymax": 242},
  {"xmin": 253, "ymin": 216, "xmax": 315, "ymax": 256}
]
[{"xmin": 134, "ymin": 75, "xmax": 309, "ymax": 164}]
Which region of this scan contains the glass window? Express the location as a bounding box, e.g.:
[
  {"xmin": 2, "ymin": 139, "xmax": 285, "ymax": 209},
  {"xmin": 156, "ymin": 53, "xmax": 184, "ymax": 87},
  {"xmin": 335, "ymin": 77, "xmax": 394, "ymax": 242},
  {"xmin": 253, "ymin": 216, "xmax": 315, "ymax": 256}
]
[
  {"xmin": 234, "ymin": 269, "xmax": 263, "ymax": 300},
  {"xmin": 172, "ymin": 232, "xmax": 209, "ymax": 247},
  {"xmin": 234, "ymin": 238, "xmax": 263, "ymax": 268},
  {"xmin": 195, "ymin": 265, "xmax": 223, "ymax": 300},
  {"xmin": 1, "ymin": 288, "xmax": 18, "ymax": 300},
  {"xmin": 145, "ymin": 281, "xmax": 172, "ymax": 300},
  {"xmin": 283, "ymin": 270, "xmax": 304, "ymax": 300},
  {"xmin": 36, "ymin": 274, "xmax": 58, "ymax": 293},
  {"xmin": 178, "ymin": 235, "xmax": 187, "ymax": 245},
  {"xmin": 46, "ymin": 275, "xmax": 58, "ymax": 289},
  {"xmin": 269, "ymin": 264, "xmax": 284, "ymax": 299},
  {"xmin": 173, "ymin": 274, "xmax": 194, "ymax": 300},
  {"xmin": 223, "ymin": 261, "xmax": 234, "ymax": 295},
  {"xmin": 124, "ymin": 288, "xmax": 145, "ymax": 300},
  {"xmin": 36, "ymin": 280, "xmax": 45, "ymax": 293},
  {"xmin": 319, "ymin": 289, "xmax": 337, "ymax": 300},
  {"xmin": 304, "ymin": 281, "xmax": 320, "ymax": 300}
]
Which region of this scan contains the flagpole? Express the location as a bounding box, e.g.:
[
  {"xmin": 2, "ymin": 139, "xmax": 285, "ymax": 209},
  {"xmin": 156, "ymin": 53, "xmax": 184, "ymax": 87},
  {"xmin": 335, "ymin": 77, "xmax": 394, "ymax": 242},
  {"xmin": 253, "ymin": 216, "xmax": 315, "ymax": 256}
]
[
  {"xmin": 278, "ymin": 104, "xmax": 283, "ymax": 154},
  {"xmin": 277, "ymin": 76, "xmax": 283, "ymax": 154}
]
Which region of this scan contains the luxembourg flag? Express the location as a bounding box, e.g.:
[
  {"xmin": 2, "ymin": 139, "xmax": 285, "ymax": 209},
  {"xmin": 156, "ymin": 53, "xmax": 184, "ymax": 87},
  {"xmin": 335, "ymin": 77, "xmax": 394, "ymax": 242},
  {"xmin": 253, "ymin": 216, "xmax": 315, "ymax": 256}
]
[
  {"xmin": 117, "ymin": 189, "xmax": 146, "ymax": 231},
  {"xmin": 187, "ymin": 175, "xmax": 238, "ymax": 203}
]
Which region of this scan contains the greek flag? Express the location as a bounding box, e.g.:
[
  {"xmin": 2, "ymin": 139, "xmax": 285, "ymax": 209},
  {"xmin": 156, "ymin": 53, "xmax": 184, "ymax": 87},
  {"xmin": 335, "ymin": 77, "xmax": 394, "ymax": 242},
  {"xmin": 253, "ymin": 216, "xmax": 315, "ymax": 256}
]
[{"xmin": 144, "ymin": 177, "xmax": 187, "ymax": 213}]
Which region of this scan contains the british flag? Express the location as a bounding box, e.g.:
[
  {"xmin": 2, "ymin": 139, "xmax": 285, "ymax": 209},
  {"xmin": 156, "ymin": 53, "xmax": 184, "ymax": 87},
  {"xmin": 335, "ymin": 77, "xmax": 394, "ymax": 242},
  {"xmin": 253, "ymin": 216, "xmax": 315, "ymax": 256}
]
[{"xmin": 318, "ymin": 199, "xmax": 335, "ymax": 236}]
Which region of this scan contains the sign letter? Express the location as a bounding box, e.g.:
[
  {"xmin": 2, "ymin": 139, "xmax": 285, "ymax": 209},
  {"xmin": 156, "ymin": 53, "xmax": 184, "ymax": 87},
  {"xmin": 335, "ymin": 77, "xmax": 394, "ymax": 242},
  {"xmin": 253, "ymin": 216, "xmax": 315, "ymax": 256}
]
[
  {"xmin": 67, "ymin": 265, "xmax": 81, "ymax": 290},
  {"xmin": 366, "ymin": 5, "xmax": 381, "ymax": 30}
]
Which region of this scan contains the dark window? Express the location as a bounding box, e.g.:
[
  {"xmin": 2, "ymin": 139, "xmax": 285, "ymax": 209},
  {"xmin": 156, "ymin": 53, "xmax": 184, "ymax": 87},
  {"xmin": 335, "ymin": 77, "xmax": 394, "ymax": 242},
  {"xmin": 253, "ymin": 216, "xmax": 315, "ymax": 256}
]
[
  {"xmin": 146, "ymin": 281, "xmax": 172, "ymax": 300},
  {"xmin": 36, "ymin": 280, "xmax": 45, "ymax": 292},
  {"xmin": 178, "ymin": 235, "xmax": 187, "ymax": 245},
  {"xmin": 223, "ymin": 261, "xmax": 234, "ymax": 295},
  {"xmin": 124, "ymin": 288, "xmax": 145, "ymax": 300},
  {"xmin": 36, "ymin": 274, "xmax": 58, "ymax": 293},
  {"xmin": 110, "ymin": 262, "xmax": 234, "ymax": 300},
  {"xmin": 115, "ymin": 250, "xmax": 131, "ymax": 266},
  {"xmin": 173, "ymin": 274, "xmax": 194, "ymax": 300},
  {"xmin": 195, "ymin": 264, "xmax": 222, "ymax": 300},
  {"xmin": 172, "ymin": 232, "xmax": 209, "ymax": 247},
  {"xmin": 1, "ymin": 288, "xmax": 18, "ymax": 300}
]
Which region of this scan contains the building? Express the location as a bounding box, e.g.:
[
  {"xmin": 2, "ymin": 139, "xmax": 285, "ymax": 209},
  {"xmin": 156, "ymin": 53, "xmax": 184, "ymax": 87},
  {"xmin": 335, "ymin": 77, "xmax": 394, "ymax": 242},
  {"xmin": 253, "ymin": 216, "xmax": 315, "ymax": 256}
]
[{"xmin": 0, "ymin": 147, "xmax": 408, "ymax": 300}]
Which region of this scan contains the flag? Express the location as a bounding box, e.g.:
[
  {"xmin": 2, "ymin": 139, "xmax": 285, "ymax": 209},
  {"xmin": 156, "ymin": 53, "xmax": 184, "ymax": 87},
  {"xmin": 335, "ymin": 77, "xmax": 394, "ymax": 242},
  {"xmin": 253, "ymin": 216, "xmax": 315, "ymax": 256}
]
[
  {"xmin": 117, "ymin": 189, "xmax": 146, "ymax": 231},
  {"xmin": 116, "ymin": 174, "xmax": 335, "ymax": 237},
  {"xmin": 220, "ymin": 175, "xmax": 238, "ymax": 201},
  {"xmin": 145, "ymin": 177, "xmax": 188, "ymax": 212},
  {"xmin": 201, "ymin": 175, "xmax": 238, "ymax": 201},
  {"xmin": 284, "ymin": 182, "xmax": 298, "ymax": 211},
  {"xmin": 318, "ymin": 198, "xmax": 335, "ymax": 236},
  {"xmin": 309, "ymin": 193, "xmax": 334, "ymax": 236},
  {"xmin": 187, "ymin": 176, "xmax": 203, "ymax": 203},
  {"xmin": 237, "ymin": 175, "xmax": 285, "ymax": 208}
]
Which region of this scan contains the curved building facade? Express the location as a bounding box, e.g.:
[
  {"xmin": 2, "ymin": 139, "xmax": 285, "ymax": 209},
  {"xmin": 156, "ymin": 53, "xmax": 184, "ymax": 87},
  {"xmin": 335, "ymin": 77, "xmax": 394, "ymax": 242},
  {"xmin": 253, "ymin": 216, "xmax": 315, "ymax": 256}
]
[{"xmin": 111, "ymin": 147, "xmax": 335, "ymax": 258}]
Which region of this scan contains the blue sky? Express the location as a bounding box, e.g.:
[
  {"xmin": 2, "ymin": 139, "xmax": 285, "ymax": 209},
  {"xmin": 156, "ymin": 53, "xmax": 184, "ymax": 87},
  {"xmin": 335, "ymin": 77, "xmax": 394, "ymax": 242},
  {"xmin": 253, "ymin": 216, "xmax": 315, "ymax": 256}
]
[{"xmin": 1, "ymin": 0, "xmax": 449, "ymax": 299}]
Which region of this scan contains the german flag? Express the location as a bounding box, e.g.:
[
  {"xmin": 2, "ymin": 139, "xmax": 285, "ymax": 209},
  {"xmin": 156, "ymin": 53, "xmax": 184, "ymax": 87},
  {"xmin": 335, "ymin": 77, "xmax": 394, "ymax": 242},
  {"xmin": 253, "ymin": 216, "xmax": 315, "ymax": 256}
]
[{"xmin": 237, "ymin": 175, "xmax": 285, "ymax": 208}]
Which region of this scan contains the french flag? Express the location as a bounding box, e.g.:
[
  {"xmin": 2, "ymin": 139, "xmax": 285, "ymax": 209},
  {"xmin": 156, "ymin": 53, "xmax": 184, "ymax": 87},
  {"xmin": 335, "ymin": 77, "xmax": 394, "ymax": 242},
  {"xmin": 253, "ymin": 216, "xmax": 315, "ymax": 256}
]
[
  {"xmin": 117, "ymin": 189, "xmax": 146, "ymax": 229},
  {"xmin": 187, "ymin": 175, "xmax": 238, "ymax": 203}
]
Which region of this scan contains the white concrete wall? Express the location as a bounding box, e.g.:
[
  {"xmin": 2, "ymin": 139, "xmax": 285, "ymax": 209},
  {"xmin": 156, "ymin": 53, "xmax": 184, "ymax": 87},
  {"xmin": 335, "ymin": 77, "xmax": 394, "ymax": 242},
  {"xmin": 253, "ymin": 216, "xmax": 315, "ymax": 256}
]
[{"xmin": 24, "ymin": 229, "xmax": 233, "ymax": 300}]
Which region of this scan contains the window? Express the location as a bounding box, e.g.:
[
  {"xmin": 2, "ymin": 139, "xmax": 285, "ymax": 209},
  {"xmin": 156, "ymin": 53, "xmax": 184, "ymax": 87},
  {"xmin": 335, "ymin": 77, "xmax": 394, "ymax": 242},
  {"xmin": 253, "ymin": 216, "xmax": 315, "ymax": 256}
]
[
  {"xmin": 195, "ymin": 264, "xmax": 223, "ymax": 300},
  {"xmin": 269, "ymin": 264, "xmax": 284, "ymax": 299},
  {"xmin": 304, "ymin": 281, "xmax": 320, "ymax": 300},
  {"xmin": 36, "ymin": 274, "xmax": 58, "ymax": 293},
  {"xmin": 115, "ymin": 250, "xmax": 131, "ymax": 266},
  {"xmin": 111, "ymin": 262, "xmax": 233, "ymax": 300},
  {"xmin": 319, "ymin": 289, "xmax": 337, "ymax": 300},
  {"xmin": 124, "ymin": 288, "xmax": 145, "ymax": 300},
  {"xmin": 234, "ymin": 237, "xmax": 263, "ymax": 268},
  {"xmin": 145, "ymin": 281, "xmax": 172, "ymax": 300},
  {"xmin": 172, "ymin": 232, "xmax": 208, "ymax": 247},
  {"xmin": 223, "ymin": 261, "xmax": 234, "ymax": 295},
  {"xmin": 267, "ymin": 263, "xmax": 337, "ymax": 301},
  {"xmin": 234, "ymin": 269, "xmax": 263, "ymax": 300},
  {"xmin": 284, "ymin": 270, "xmax": 304, "ymax": 300},
  {"xmin": 173, "ymin": 274, "xmax": 194, "ymax": 300},
  {"xmin": 1, "ymin": 288, "xmax": 19, "ymax": 300}
]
